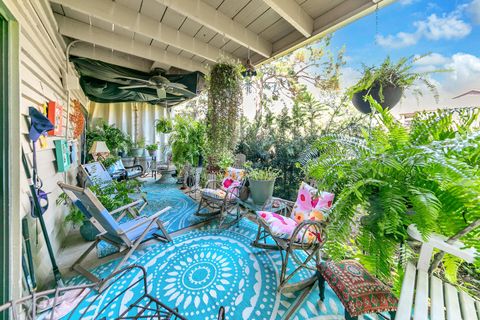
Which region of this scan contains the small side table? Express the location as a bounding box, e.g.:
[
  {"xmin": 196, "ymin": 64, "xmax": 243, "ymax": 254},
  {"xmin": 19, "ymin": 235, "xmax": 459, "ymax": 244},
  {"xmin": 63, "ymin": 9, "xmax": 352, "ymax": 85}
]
[
  {"xmin": 157, "ymin": 166, "xmax": 176, "ymax": 184},
  {"xmin": 317, "ymin": 260, "xmax": 397, "ymax": 320}
]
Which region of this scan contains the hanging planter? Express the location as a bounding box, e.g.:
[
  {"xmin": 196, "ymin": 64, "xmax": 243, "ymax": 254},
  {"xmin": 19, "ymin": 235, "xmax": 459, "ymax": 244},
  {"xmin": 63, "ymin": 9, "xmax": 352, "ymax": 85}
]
[
  {"xmin": 352, "ymin": 86, "xmax": 403, "ymax": 114},
  {"xmin": 348, "ymin": 56, "xmax": 441, "ymax": 114},
  {"xmin": 206, "ymin": 61, "xmax": 243, "ymax": 167}
]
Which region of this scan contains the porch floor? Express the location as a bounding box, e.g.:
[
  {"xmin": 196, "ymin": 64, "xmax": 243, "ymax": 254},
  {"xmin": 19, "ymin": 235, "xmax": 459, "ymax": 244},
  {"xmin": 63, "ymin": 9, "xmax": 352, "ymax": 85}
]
[{"xmin": 58, "ymin": 181, "xmax": 379, "ymax": 319}]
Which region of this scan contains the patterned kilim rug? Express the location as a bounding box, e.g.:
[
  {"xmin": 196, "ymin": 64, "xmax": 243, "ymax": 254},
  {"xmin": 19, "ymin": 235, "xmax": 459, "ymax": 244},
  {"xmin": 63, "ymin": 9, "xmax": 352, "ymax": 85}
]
[
  {"xmin": 97, "ymin": 182, "xmax": 211, "ymax": 257},
  {"xmin": 67, "ymin": 219, "xmax": 358, "ymax": 320}
]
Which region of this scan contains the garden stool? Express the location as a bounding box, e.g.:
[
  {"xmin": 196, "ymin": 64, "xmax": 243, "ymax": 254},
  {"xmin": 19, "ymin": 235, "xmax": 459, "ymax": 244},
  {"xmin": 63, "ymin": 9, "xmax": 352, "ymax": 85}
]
[{"xmin": 317, "ymin": 260, "xmax": 397, "ymax": 320}]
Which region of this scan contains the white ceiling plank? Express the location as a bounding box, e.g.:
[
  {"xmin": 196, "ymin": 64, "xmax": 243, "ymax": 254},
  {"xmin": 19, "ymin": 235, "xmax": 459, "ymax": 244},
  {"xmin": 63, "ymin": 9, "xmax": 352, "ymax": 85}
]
[
  {"xmin": 69, "ymin": 43, "xmax": 155, "ymax": 72},
  {"xmin": 261, "ymin": 0, "xmax": 313, "ymax": 37},
  {"xmin": 154, "ymin": 0, "xmax": 272, "ymax": 57},
  {"xmin": 51, "ymin": 0, "xmax": 230, "ymax": 62},
  {"xmin": 55, "ymin": 14, "xmax": 209, "ymax": 73}
]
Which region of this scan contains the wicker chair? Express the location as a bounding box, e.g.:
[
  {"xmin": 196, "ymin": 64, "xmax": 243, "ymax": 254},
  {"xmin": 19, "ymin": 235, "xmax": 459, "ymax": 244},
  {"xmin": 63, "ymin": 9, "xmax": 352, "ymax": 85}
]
[
  {"xmin": 252, "ymin": 182, "xmax": 334, "ymax": 292},
  {"xmin": 195, "ymin": 167, "xmax": 246, "ymax": 226}
]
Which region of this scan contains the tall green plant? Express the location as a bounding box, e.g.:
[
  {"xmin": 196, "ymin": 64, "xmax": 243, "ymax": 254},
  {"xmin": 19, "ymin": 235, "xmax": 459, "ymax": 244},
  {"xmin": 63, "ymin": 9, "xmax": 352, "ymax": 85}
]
[
  {"xmin": 306, "ymin": 101, "xmax": 480, "ymax": 282},
  {"xmin": 207, "ymin": 61, "xmax": 243, "ymax": 163},
  {"xmin": 169, "ymin": 115, "xmax": 206, "ymax": 167}
]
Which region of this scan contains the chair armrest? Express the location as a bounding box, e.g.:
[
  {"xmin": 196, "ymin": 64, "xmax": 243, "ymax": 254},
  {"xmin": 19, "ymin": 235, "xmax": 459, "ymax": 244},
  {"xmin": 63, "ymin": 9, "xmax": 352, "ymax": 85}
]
[
  {"xmin": 262, "ymin": 197, "xmax": 294, "ymax": 217},
  {"xmin": 291, "ymin": 220, "xmax": 327, "ymax": 246},
  {"xmin": 110, "ymin": 199, "xmax": 145, "ymax": 216},
  {"xmin": 125, "ymin": 164, "xmax": 143, "ymax": 172},
  {"xmin": 407, "ymin": 224, "xmax": 477, "ymax": 263},
  {"xmin": 118, "ymin": 206, "xmax": 171, "ymax": 235},
  {"xmin": 205, "ymin": 180, "xmax": 221, "ymax": 189}
]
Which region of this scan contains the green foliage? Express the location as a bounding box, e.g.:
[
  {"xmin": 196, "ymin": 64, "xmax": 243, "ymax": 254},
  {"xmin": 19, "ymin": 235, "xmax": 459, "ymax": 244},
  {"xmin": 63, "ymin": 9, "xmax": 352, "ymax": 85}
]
[
  {"xmin": 155, "ymin": 118, "xmax": 173, "ymax": 134},
  {"xmin": 248, "ymin": 167, "xmax": 281, "ymax": 181},
  {"xmin": 59, "ymin": 179, "xmax": 142, "ymax": 227},
  {"xmin": 86, "ymin": 120, "xmax": 133, "ymax": 155},
  {"xmin": 134, "ymin": 138, "xmax": 145, "ymax": 148},
  {"xmin": 206, "ymin": 61, "xmax": 243, "ymax": 163},
  {"xmin": 306, "ymin": 101, "xmax": 480, "ymax": 282},
  {"xmin": 170, "ymin": 115, "xmax": 206, "ymax": 167},
  {"xmin": 348, "ymin": 55, "xmax": 443, "ymax": 104},
  {"xmin": 100, "ymin": 155, "xmax": 120, "ymax": 169},
  {"xmin": 218, "ymin": 150, "xmax": 235, "ymax": 171},
  {"xmin": 146, "ymin": 144, "xmax": 158, "ymax": 152}
]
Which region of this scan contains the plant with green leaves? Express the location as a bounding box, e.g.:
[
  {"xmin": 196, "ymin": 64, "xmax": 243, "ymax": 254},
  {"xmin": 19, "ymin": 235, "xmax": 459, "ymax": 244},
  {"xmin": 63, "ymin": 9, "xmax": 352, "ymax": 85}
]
[
  {"xmin": 206, "ymin": 60, "xmax": 243, "ymax": 165},
  {"xmin": 59, "ymin": 179, "xmax": 143, "ymax": 227},
  {"xmin": 146, "ymin": 144, "xmax": 158, "ymax": 152},
  {"xmin": 100, "ymin": 155, "xmax": 120, "ymax": 169},
  {"xmin": 86, "ymin": 120, "xmax": 133, "ymax": 156},
  {"xmin": 348, "ymin": 55, "xmax": 443, "ymax": 105},
  {"xmin": 170, "ymin": 115, "xmax": 206, "ymax": 167},
  {"xmin": 218, "ymin": 150, "xmax": 235, "ymax": 171},
  {"xmin": 248, "ymin": 167, "xmax": 281, "ymax": 181},
  {"xmin": 155, "ymin": 118, "xmax": 173, "ymax": 134},
  {"xmin": 306, "ymin": 99, "xmax": 480, "ymax": 285}
]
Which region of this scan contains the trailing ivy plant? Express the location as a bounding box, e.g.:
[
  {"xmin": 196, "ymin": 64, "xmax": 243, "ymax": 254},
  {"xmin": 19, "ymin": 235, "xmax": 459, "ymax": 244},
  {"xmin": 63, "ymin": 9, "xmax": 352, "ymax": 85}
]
[
  {"xmin": 206, "ymin": 60, "xmax": 243, "ymax": 165},
  {"xmin": 155, "ymin": 118, "xmax": 173, "ymax": 134},
  {"xmin": 306, "ymin": 99, "xmax": 480, "ymax": 284}
]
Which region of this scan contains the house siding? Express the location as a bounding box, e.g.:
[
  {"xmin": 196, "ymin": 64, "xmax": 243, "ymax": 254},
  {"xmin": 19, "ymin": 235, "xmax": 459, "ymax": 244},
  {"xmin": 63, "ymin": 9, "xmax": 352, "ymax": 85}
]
[{"xmin": 4, "ymin": 0, "xmax": 87, "ymax": 295}]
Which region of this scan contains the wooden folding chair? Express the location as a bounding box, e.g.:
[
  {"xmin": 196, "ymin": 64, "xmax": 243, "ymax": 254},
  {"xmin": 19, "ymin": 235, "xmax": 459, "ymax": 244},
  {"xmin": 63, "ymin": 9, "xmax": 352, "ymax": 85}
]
[{"xmin": 58, "ymin": 182, "xmax": 171, "ymax": 283}]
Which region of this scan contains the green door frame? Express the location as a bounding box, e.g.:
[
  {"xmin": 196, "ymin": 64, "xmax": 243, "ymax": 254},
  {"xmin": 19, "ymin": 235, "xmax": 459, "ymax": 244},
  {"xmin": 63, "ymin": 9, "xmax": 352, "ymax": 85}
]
[
  {"xmin": 0, "ymin": 3, "xmax": 19, "ymax": 318},
  {"xmin": 0, "ymin": 11, "xmax": 10, "ymax": 318}
]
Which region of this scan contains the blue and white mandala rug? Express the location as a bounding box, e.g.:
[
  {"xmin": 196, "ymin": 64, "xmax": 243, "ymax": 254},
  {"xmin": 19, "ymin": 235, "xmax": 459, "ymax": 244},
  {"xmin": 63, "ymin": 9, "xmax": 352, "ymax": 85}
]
[{"xmin": 67, "ymin": 219, "xmax": 357, "ymax": 320}]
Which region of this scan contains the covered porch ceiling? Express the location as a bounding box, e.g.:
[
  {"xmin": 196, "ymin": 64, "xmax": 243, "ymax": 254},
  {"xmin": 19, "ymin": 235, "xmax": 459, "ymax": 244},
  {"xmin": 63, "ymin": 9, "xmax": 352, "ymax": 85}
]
[{"xmin": 50, "ymin": 0, "xmax": 394, "ymax": 76}]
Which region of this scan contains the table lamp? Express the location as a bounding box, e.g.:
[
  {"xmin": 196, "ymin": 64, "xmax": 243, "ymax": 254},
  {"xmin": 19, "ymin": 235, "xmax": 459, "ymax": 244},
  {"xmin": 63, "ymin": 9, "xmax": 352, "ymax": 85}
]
[{"xmin": 89, "ymin": 141, "xmax": 110, "ymax": 160}]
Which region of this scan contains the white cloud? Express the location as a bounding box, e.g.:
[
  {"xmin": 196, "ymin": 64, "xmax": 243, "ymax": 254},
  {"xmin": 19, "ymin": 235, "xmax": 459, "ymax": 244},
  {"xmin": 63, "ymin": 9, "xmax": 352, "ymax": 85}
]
[
  {"xmin": 415, "ymin": 13, "xmax": 471, "ymax": 40},
  {"xmin": 414, "ymin": 53, "xmax": 449, "ymax": 66},
  {"xmin": 468, "ymin": 0, "xmax": 480, "ymax": 24},
  {"xmin": 394, "ymin": 52, "xmax": 480, "ymax": 114},
  {"xmin": 376, "ymin": 32, "xmax": 420, "ymax": 48},
  {"xmin": 399, "ymin": 0, "xmax": 418, "ymax": 5},
  {"xmin": 376, "ymin": 9, "xmax": 471, "ymax": 49}
]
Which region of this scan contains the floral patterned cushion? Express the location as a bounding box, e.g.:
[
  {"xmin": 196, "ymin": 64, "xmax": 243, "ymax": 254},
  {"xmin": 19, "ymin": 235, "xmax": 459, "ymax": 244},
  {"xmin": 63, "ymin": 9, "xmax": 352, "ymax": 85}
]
[
  {"xmin": 201, "ymin": 188, "xmax": 236, "ymax": 201},
  {"xmin": 318, "ymin": 260, "xmax": 398, "ymax": 317},
  {"xmin": 256, "ymin": 211, "xmax": 323, "ymax": 243},
  {"xmin": 291, "ymin": 182, "xmax": 334, "ymax": 224},
  {"xmin": 220, "ymin": 167, "xmax": 245, "ymax": 197}
]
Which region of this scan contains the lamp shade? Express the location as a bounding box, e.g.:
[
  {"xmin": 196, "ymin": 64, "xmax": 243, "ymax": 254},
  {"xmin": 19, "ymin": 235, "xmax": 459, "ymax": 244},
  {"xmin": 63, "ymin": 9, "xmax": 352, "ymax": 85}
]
[{"xmin": 89, "ymin": 141, "xmax": 110, "ymax": 154}]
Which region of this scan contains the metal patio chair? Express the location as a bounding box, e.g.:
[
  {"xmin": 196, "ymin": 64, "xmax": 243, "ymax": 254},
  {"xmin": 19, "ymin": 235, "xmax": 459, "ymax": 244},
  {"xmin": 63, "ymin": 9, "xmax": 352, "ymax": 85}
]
[
  {"xmin": 252, "ymin": 182, "xmax": 334, "ymax": 292},
  {"xmin": 58, "ymin": 182, "xmax": 171, "ymax": 283},
  {"xmin": 195, "ymin": 167, "xmax": 246, "ymax": 227}
]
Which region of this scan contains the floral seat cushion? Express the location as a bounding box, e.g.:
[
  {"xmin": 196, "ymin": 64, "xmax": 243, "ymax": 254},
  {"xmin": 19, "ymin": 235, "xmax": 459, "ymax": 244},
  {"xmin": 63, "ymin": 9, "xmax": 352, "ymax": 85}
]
[
  {"xmin": 256, "ymin": 211, "xmax": 323, "ymax": 243},
  {"xmin": 318, "ymin": 260, "xmax": 398, "ymax": 317},
  {"xmin": 291, "ymin": 182, "xmax": 334, "ymax": 224},
  {"xmin": 200, "ymin": 188, "xmax": 236, "ymax": 201}
]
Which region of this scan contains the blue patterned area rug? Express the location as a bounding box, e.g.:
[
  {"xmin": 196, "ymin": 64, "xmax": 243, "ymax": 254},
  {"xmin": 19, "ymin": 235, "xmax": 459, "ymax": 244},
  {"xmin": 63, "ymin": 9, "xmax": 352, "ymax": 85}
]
[
  {"xmin": 97, "ymin": 182, "xmax": 211, "ymax": 257},
  {"xmin": 67, "ymin": 220, "xmax": 355, "ymax": 320}
]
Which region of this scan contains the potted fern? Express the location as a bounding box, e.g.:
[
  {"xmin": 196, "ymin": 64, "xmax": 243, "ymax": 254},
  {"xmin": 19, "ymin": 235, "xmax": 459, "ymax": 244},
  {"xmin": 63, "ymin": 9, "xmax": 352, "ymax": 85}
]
[
  {"xmin": 306, "ymin": 98, "xmax": 480, "ymax": 284},
  {"xmin": 349, "ymin": 56, "xmax": 440, "ymax": 114},
  {"xmin": 248, "ymin": 167, "xmax": 280, "ymax": 205}
]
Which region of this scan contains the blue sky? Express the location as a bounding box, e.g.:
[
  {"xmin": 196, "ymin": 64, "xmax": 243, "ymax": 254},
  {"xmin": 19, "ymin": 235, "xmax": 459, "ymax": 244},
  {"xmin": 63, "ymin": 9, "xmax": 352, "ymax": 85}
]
[{"xmin": 328, "ymin": 0, "xmax": 480, "ymax": 112}]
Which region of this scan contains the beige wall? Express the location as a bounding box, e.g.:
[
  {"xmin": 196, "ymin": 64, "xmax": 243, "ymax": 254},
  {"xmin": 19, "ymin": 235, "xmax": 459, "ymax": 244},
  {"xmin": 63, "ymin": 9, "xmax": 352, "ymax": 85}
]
[{"xmin": 3, "ymin": 0, "xmax": 87, "ymax": 295}]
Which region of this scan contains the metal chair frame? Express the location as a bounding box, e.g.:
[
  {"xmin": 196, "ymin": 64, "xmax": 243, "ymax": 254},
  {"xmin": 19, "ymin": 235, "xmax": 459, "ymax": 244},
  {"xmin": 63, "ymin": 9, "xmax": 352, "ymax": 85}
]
[
  {"xmin": 195, "ymin": 178, "xmax": 243, "ymax": 228},
  {"xmin": 251, "ymin": 197, "xmax": 327, "ymax": 292}
]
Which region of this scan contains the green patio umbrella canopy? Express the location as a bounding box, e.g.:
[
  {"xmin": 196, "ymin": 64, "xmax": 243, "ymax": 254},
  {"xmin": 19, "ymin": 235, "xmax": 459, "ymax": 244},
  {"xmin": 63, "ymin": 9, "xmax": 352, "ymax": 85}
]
[{"xmin": 71, "ymin": 56, "xmax": 204, "ymax": 105}]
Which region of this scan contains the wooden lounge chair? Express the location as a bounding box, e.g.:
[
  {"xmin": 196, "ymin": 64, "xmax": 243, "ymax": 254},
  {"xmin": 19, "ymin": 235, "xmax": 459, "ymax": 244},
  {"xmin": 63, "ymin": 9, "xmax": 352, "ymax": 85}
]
[
  {"xmin": 252, "ymin": 182, "xmax": 334, "ymax": 292},
  {"xmin": 195, "ymin": 167, "xmax": 246, "ymax": 226},
  {"xmin": 58, "ymin": 182, "xmax": 172, "ymax": 283},
  {"xmin": 397, "ymin": 224, "xmax": 479, "ymax": 320}
]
